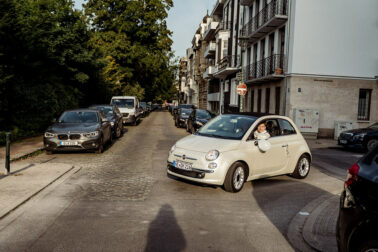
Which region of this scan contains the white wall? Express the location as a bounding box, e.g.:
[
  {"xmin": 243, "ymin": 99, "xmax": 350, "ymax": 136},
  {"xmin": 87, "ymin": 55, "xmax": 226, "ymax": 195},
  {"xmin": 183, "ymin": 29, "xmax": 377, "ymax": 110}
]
[{"xmin": 288, "ymin": 0, "xmax": 378, "ymax": 78}]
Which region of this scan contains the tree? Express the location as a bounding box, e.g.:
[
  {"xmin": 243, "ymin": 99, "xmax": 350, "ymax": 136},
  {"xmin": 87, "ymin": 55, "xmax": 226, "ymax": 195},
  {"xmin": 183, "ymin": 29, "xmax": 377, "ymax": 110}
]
[
  {"xmin": 85, "ymin": 0, "xmax": 176, "ymax": 101},
  {"xmin": 0, "ymin": 0, "xmax": 105, "ymax": 138}
]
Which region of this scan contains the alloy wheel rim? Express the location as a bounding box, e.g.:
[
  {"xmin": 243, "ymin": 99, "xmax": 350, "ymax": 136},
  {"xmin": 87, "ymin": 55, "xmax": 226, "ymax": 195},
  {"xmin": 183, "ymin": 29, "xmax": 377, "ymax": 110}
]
[
  {"xmin": 365, "ymin": 249, "xmax": 378, "ymax": 252},
  {"xmin": 299, "ymin": 158, "xmax": 310, "ymax": 177},
  {"xmin": 233, "ymin": 167, "xmax": 245, "ymax": 190}
]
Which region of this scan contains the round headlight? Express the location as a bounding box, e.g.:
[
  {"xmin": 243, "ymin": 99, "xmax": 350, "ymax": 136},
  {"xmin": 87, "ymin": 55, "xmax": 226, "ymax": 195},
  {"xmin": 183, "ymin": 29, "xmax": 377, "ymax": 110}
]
[{"xmin": 205, "ymin": 150, "xmax": 219, "ymax": 161}]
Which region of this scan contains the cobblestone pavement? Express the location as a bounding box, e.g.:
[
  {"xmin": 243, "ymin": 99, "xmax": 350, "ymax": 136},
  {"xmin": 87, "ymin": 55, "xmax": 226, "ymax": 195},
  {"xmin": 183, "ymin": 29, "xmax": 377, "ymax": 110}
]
[{"xmin": 0, "ymin": 111, "xmax": 344, "ymax": 252}]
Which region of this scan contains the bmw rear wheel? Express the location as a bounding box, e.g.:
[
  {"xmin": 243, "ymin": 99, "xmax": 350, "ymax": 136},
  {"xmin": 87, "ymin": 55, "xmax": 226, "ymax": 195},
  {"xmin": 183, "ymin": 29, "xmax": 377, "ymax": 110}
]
[{"xmin": 224, "ymin": 162, "xmax": 247, "ymax": 193}]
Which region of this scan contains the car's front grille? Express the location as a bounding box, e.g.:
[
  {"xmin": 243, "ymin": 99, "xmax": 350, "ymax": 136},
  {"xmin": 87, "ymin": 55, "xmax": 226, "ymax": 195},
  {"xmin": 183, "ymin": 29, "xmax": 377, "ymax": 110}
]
[
  {"xmin": 58, "ymin": 134, "xmax": 68, "ymax": 140},
  {"xmin": 340, "ymin": 133, "xmax": 353, "ymax": 140},
  {"xmin": 122, "ymin": 113, "xmax": 129, "ymax": 117},
  {"xmin": 70, "ymin": 134, "xmax": 81, "ymax": 140},
  {"xmin": 168, "ymin": 165, "xmax": 205, "ymax": 179}
]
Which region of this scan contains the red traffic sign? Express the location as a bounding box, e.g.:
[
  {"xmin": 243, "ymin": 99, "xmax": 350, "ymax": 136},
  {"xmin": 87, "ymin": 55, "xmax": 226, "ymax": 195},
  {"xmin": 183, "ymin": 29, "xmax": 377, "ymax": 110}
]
[{"xmin": 237, "ymin": 83, "xmax": 247, "ymax": 96}]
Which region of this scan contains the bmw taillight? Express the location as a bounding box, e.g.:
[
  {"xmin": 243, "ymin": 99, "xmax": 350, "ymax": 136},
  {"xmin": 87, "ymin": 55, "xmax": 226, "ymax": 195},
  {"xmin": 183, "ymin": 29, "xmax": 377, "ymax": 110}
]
[{"xmin": 345, "ymin": 163, "xmax": 360, "ymax": 187}]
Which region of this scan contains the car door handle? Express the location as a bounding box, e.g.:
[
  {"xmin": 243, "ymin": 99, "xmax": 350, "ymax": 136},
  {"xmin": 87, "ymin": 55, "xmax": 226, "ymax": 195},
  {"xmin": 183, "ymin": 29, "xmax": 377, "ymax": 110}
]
[{"xmin": 282, "ymin": 144, "xmax": 288, "ymax": 148}]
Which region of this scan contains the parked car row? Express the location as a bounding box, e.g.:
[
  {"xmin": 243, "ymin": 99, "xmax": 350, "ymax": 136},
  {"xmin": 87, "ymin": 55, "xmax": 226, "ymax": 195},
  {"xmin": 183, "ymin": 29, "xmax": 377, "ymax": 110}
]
[
  {"xmin": 44, "ymin": 96, "xmax": 153, "ymax": 154},
  {"xmin": 171, "ymin": 104, "xmax": 216, "ymax": 134}
]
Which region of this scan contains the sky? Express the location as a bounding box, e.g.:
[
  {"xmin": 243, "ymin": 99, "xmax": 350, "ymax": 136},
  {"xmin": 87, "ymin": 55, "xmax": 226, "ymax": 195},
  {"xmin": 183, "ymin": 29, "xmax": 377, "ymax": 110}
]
[{"xmin": 73, "ymin": 0, "xmax": 217, "ymax": 59}]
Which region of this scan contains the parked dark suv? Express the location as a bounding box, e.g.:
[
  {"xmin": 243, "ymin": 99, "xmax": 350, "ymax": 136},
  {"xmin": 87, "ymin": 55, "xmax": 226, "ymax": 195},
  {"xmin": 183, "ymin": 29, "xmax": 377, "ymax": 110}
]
[
  {"xmin": 337, "ymin": 145, "xmax": 378, "ymax": 252},
  {"xmin": 338, "ymin": 122, "xmax": 378, "ymax": 151}
]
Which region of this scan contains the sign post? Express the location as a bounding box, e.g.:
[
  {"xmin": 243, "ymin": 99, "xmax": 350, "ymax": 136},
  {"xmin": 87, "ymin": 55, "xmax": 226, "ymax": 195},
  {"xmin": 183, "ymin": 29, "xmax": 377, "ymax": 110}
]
[{"xmin": 237, "ymin": 83, "xmax": 247, "ymax": 112}]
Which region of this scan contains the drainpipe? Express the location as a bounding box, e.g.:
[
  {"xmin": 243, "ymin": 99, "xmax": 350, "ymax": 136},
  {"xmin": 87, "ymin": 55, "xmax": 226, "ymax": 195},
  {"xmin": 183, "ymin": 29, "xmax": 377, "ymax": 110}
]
[
  {"xmin": 283, "ymin": 0, "xmax": 292, "ymax": 116},
  {"xmin": 219, "ymin": 79, "xmax": 224, "ymax": 114}
]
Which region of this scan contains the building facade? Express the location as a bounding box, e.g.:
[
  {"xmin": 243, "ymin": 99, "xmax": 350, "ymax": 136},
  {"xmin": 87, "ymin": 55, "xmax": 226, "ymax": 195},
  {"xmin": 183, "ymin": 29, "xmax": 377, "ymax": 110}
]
[{"xmin": 185, "ymin": 0, "xmax": 378, "ymax": 138}]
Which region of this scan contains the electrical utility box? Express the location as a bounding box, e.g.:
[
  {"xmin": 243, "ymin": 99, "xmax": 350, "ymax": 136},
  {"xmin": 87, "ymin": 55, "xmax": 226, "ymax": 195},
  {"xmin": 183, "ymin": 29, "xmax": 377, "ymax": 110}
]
[
  {"xmin": 334, "ymin": 121, "xmax": 354, "ymax": 140},
  {"xmin": 293, "ymin": 109, "xmax": 320, "ymax": 139}
]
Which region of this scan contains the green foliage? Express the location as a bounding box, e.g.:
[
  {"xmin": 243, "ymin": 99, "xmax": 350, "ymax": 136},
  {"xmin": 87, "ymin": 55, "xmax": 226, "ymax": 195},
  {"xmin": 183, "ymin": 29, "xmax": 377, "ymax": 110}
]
[{"xmin": 0, "ymin": 0, "xmax": 177, "ymax": 143}]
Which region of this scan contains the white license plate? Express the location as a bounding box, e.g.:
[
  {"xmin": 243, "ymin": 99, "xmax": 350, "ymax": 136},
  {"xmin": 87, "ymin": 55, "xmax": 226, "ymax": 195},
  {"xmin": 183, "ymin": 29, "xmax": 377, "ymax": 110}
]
[
  {"xmin": 173, "ymin": 160, "xmax": 192, "ymax": 171},
  {"xmin": 340, "ymin": 140, "xmax": 347, "ymax": 144},
  {"xmin": 60, "ymin": 141, "xmax": 78, "ymax": 146}
]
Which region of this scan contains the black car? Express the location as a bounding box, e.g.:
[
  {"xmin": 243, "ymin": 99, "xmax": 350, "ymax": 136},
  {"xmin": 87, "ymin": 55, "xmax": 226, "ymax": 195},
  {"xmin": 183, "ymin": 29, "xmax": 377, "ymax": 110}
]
[
  {"xmin": 186, "ymin": 109, "xmax": 215, "ymax": 133},
  {"xmin": 172, "ymin": 104, "xmax": 194, "ymax": 115},
  {"xmin": 140, "ymin": 102, "xmax": 149, "ymax": 117},
  {"xmin": 338, "ymin": 122, "xmax": 378, "ymax": 151},
  {"xmin": 44, "ymin": 109, "xmax": 112, "ymax": 154},
  {"xmin": 174, "ymin": 108, "xmax": 192, "ymax": 128},
  {"xmin": 337, "ymin": 145, "xmax": 378, "ymax": 252},
  {"xmin": 89, "ymin": 105, "xmax": 123, "ymax": 138}
]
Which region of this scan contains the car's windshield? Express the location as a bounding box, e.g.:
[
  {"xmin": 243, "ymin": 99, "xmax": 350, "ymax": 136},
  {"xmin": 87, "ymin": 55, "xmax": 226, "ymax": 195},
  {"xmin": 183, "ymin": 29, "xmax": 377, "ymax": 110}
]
[
  {"xmin": 90, "ymin": 106, "xmax": 113, "ymax": 115},
  {"xmin": 111, "ymin": 99, "xmax": 134, "ymax": 108},
  {"xmin": 180, "ymin": 109, "xmax": 191, "ymax": 116},
  {"xmin": 59, "ymin": 111, "xmax": 99, "ymax": 123},
  {"xmin": 178, "ymin": 104, "xmax": 192, "ymax": 109},
  {"xmin": 196, "ymin": 110, "xmax": 212, "ymax": 119},
  {"xmin": 368, "ymin": 122, "xmax": 378, "ymax": 129},
  {"xmin": 197, "ymin": 115, "xmax": 257, "ymax": 140}
]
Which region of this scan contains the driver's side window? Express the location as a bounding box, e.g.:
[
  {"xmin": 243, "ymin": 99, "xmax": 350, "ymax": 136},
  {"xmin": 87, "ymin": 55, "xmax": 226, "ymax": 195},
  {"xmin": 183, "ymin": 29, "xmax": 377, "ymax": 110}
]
[{"xmin": 248, "ymin": 119, "xmax": 281, "ymax": 140}]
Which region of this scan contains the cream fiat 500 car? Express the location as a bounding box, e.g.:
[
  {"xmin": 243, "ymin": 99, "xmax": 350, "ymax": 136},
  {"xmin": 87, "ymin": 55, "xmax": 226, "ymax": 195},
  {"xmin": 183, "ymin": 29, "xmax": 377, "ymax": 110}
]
[{"xmin": 167, "ymin": 113, "xmax": 312, "ymax": 193}]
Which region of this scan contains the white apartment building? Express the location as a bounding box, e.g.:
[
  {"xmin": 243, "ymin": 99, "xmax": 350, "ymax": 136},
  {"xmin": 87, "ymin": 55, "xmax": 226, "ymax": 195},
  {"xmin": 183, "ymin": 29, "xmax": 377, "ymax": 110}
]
[{"xmin": 199, "ymin": 0, "xmax": 377, "ymax": 137}]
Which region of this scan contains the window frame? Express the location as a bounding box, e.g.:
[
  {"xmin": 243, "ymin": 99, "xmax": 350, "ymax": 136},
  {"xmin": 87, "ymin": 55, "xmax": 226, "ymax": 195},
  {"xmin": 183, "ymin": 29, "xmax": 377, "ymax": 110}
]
[
  {"xmin": 278, "ymin": 119, "xmax": 297, "ymax": 136},
  {"xmin": 357, "ymin": 89, "xmax": 372, "ymax": 121}
]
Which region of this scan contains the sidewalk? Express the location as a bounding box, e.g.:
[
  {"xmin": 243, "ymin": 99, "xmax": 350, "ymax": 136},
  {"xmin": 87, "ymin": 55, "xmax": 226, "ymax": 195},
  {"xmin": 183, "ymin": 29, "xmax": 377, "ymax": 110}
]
[
  {"xmin": 0, "ymin": 136, "xmax": 44, "ymax": 169},
  {"xmin": 0, "ymin": 162, "xmax": 76, "ymax": 219},
  {"xmin": 306, "ymin": 138, "xmax": 340, "ymax": 150}
]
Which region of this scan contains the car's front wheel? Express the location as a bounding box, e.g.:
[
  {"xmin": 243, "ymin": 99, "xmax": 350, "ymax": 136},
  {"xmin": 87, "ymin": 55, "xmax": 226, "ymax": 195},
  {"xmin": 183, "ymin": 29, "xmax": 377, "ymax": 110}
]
[
  {"xmin": 292, "ymin": 154, "xmax": 311, "ymax": 179},
  {"xmin": 224, "ymin": 162, "xmax": 247, "ymax": 193},
  {"xmin": 366, "ymin": 139, "xmax": 377, "ymax": 152},
  {"xmin": 96, "ymin": 136, "xmax": 104, "ymax": 154},
  {"xmin": 357, "ymin": 239, "xmax": 378, "ymax": 252}
]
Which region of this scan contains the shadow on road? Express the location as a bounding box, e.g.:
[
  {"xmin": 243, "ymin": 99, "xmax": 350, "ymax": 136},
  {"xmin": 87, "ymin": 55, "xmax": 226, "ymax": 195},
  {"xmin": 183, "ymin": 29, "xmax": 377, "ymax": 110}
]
[
  {"xmin": 145, "ymin": 204, "xmax": 186, "ymax": 252},
  {"xmin": 251, "ymin": 177, "xmax": 336, "ymax": 250}
]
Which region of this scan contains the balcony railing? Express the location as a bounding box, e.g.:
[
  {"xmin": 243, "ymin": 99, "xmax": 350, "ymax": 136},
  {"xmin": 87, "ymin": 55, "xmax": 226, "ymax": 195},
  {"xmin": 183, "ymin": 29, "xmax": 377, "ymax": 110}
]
[
  {"xmin": 240, "ymin": 0, "xmax": 288, "ymax": 40},
  {"xmin": 245, "ymin": 54, "xmax": 285, "ymax": 81},
  {"xmin": 218, "ymin": 55, "xmax": 241, "ymax": 71},
  {"xmin": 217, "ymin": 21, "xmax": 232, "ymax": 32},
  {"xmin": 204, "ymin": 42, "xmax": 216, "ymax": 58}
]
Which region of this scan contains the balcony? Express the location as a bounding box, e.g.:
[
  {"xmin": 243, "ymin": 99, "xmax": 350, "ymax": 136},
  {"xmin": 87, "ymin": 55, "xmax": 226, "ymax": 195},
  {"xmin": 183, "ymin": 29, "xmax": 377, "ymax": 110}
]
[
  {"xmin": 203, "ymin": 66, "xmax": 216, "ymax": 79},
  {"xmin": 214, "ymin": 55, "xmax": 241, "ymax": 79},
  {"xmin": 208, "ymin": 92, "xmax": 220, "ymax": 102},
  {"xmin": 216, "ymin": 21, "xmax": 232, "ymax": 33},
  {"xmin": 240, "ymin": 0, "xmax": 253, "ymax": 6},
  {"xmin": 211, "ymin": 0, "xmax": 225, "ymax": 16},
  {"xmin": 245, "ymin": 54, "xmax": 285, "ymax": 83},
  {"xmin": 240, "ymin": 0, "xmax": 288, "ymax": 43},
  {"xmin": 203, "ymin": 20, "xmax": 219, "ymax": 41},
  {"xmin": 204, "ymin": 42, "xmax": 216, "ymax": 58}
]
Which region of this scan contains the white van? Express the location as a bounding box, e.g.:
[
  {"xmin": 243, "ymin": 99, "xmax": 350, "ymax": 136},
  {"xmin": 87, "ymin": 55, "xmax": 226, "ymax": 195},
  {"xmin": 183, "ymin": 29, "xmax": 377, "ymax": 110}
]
[{"xmin": 110, "ymin": 96, "xmax": 142, "ymax": 125}]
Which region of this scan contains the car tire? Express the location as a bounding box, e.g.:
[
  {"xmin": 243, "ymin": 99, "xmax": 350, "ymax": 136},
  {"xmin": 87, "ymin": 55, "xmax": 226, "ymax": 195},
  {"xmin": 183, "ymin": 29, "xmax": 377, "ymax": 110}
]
[
  {"xmin": 357, "ymin": 239, "xmax": 378, "ymax": 252},
  {"xmin": 224, "ymin": 162, "xmax": 247, "ymax": 193},
  {"xmin": 115, "ymin": 125, "xmax": 121, "ymax": 138},
  {"xmin": 366, "ymin": 139, "xmax": 377, "ymax": 152},
  {"xmin": 292, "ymin": 154, "xmax": 311, "ymax": 179},
  {"xmin": 96, "ymin": 137, "xmax": 104, "ymax": 154}
]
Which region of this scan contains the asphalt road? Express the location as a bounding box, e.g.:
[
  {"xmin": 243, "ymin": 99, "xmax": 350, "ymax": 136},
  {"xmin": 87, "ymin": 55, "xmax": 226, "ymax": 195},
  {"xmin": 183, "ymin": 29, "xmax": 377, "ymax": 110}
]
[
  {"xmin": 0, "ymin": 111, "xmax": 344, "ymax": 252},
  {"xmin": 311, "ymin": 146, "xmax": 364, "ymax": 181}
]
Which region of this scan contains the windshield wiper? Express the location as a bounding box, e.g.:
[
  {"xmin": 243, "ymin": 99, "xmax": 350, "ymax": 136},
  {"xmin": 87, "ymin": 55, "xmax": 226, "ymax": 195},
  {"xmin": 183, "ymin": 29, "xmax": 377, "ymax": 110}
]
[{"xmin": 197, "ymin": 132, "xmax": 235, "ymax": 140}]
